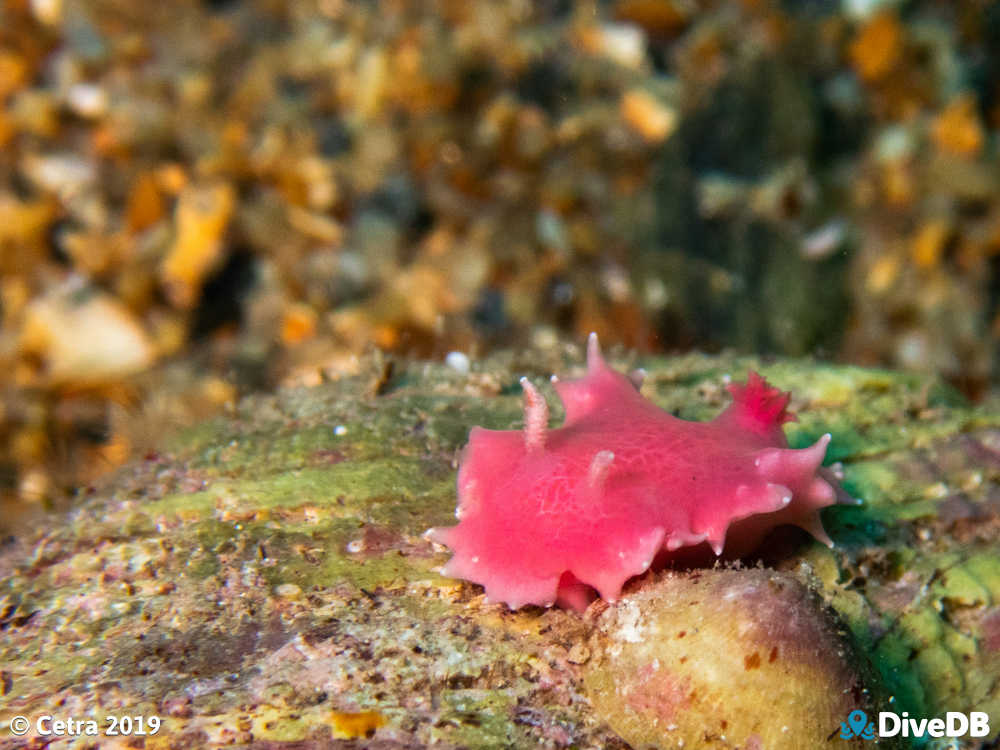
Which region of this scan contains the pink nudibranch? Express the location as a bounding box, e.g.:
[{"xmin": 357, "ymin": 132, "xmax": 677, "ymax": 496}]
[{"xmin": 428, "ymin": 334, "xmax": 839, "ymax": 611}]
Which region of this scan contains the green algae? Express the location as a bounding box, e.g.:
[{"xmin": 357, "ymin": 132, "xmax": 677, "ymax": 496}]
[{"xmin": 1, "ymin": 343, "xmax": 998, "ymax": 747}]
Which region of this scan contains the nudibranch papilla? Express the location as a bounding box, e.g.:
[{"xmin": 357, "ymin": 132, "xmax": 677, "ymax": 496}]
[{"xmin": 428, "ymin": 334, "xmax": 839, "ymax": 611}]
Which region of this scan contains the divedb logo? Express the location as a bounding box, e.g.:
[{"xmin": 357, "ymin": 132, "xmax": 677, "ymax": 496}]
[{"xmin": 840, "ymin": 709, "xmax": 991, "ymax": 740}]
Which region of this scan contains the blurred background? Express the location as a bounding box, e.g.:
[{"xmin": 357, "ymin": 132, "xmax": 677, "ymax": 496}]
[{"xmin": 1, "ymin": 0, "xmax": 998, "ymax": 523}]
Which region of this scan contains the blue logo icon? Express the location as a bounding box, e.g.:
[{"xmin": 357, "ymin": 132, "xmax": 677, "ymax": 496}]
[{"xmin": 841, "ymin": 710, "xmax": 876, "ymax": 740}]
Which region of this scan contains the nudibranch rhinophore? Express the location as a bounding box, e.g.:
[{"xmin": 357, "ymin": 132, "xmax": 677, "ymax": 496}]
[{"xmin": 427, "ymin": 335, "xmax": 840, "ymax": 611}]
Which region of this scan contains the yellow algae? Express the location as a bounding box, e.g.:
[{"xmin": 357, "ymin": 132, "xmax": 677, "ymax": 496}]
[
  {"xmin": 0, "ymin": 49, "xmax": 29, "ymax": 99},
  {"xmin": 281, "ymin": 303, "xmax": 318, "ymax": 345},
  {"xmin": 883, "ymin": 161, "xmax": 915, "ymax": 206},
  {"xmin": 329, "ymin": 709, "xmax": 386, "ymax": 739},
  {"xmin": 160, "ymin": 182, "xmax": 236, "ymax": 308},
  {"xmin": 932, "ymin": 94, "xmax": 984, "ymax": 159},
  {"xmin": 0, "ymin": 195, "xmax": 55, "ymax": 258},
  {"xmin": 850, "ymin": 11, "xmax": 903, "ymax": 82},
  {"xmin": 911, "ymin": 220, "xmax": 951, "ymax": 269},
  {"xmin": 614, "ymin": 0, "xmax": 689, "ymax": 39},
  {"xmin": 621, "ymin": 89, "xmax": 678, "ymax": 142},
  {"xmin": 866, "ymin": 253, "xmax": 900, "ymax": 294},
  {"xmin": 126, "ymin": 172, "xmax": 167, "ymax": 233}
]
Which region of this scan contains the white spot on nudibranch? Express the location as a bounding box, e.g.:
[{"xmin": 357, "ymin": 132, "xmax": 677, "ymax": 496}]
[{"xmin": 588, "ymin": 450, "xmax": 615, "ymax": 489}]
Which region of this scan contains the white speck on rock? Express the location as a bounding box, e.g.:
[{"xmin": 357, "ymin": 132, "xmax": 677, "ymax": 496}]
[
  {"xmin": 615, "ymin": 600, "xmax": 646, "ymax": 643},
  {"xmin": 274, "ymin": 583, "xmax": 302, "ymax": 599},
  {"xmin": 346, "ymin": 539, "xmax": 365, "ymax": 553},
  {"xmin": 445, "ymin": 351, "xmax": 470, "ymax": 374}
]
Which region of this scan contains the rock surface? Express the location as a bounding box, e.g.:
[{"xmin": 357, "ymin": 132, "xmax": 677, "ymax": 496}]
[
  {"xmin": 585, "ymin": 568, "xmax": 890, "ymax": 750},
  {"xmin": 1, "ymin": 341, "xmax": 998, "ymax": 748}
]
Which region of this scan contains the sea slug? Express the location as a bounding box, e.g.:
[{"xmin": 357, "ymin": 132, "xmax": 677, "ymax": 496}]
[{"xmin": 428, "ymin": 335, "xmax": 839, "ymax": 610}]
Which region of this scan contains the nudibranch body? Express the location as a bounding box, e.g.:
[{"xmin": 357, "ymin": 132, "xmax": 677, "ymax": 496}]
[{"xmin": 428, "ymin": 335, "xmax": 839, "ymax": 611}]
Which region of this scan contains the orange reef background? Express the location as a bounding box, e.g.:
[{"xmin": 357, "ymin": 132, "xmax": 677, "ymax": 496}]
[{"xmin": 1, "ymin": 0, "xmax": 998, "ymax": 519}]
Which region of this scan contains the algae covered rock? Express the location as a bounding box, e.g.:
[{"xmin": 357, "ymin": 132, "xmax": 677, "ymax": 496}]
[
  {"xmin": 1, "ymin": 341, "xmax": 999, "ymax": 747},
  {"xmin": 584, "ymin": 568, "xmax": 894, "ymax": 750}
]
